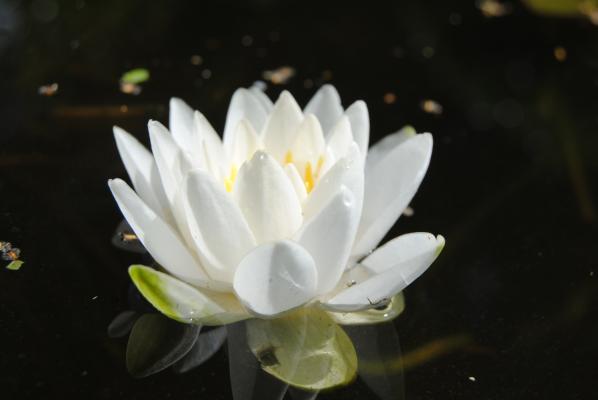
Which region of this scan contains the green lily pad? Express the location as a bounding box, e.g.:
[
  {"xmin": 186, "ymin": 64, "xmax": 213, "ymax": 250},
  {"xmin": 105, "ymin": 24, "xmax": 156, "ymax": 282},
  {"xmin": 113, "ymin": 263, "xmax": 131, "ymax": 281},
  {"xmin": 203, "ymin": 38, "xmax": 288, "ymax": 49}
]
[
  {"xmin": 120, "ymin": 68, "xmax": 150, "ymax": 84},
  {"xmin": 6, "ymin": 260, "xmax": 24, "ymax": 270},
  {"xmin": 126, "ymin": 313, "xmax": 199, "ymax": 377},
  {"xmin": 327, "ymin": 292, "xmax": 405, "ymax": 325},
  {"xmin": 128, "ymin": 265, "xmax": 248, "ymax": 326},
  {"xmin": 246, "ymin": 308, "xmax": 358, "ymax": 391}
]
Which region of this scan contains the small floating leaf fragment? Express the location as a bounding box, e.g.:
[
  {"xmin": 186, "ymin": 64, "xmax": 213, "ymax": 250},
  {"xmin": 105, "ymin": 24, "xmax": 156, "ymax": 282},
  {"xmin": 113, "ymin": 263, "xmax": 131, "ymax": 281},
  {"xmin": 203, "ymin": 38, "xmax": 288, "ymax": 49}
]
[
  {"xmin": 420, "ymin": 99, "xmax": 443, "ymax": 115},
  {"xmin": 262, "ymin": 66, "xmax": 296, "ymax": 85},
  {"xmin": 120, "ymin": 68, "xmax": 150, "ymax": 84},
  {"xmin": 554, "ymin": 46, "xmax": 567, "ymax": 62},
  {"xmin": 38, "ymin": 83, "xmax": 59, "ymax": 96},
  {"xmin": 6, "ymin": 260, "xmax": 24, "ymax": 271},
  {"xmin": 477, "ymin": 0, "xmax": 512, "ymax": 17},
  {"xmin": 383, "ymin": 92, "xmax": 397, "ymax": 104}
]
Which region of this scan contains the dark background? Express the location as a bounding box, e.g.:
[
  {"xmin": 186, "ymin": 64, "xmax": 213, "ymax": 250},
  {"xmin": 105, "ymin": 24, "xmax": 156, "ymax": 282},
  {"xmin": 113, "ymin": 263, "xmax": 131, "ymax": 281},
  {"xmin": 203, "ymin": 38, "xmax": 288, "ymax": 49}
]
[{"xmin": 1, "ymin": 0, "xmax": 597, "ymax": 399}]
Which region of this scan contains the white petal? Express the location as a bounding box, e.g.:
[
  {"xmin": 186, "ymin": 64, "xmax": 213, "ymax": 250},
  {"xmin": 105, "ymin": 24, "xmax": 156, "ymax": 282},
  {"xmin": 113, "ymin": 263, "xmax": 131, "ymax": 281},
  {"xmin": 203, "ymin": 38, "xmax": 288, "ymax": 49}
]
[
  {"xmin": 233, "ymin": 151, "xmax": 303, "ymax": 243},
  {"xmin": 108, "ymin": 179, "xmax": 213, "ymax": 288},
  {"xmin": 327, "ymin": 115, "xmax": 354, "ymax": 160},
  {"xmin": 365, "ymin": 125, "xmax": 416, "ymax": 172},
  {"xmin": 169, "ymin": 98, "xmax": 202, "ymax": 158},
  {"xmin": 290, "ymin": 114, "xmax": 325, "ymax": 168},
  {"xmin": 249, "ymin": 87, "xmax": 274, "ymax": 113},
  {"xmin": 284, "ymin": 163, "xmax": 307, "ymax": 202},
  {"xmin": 296, "ymin": 187, "xmax": 360, "ymax": 295},
  {"xmin": 261, "ymin": 91, "xmax": 304, "ymax": 162},
  {"xmin": 353, "ymin": 133, "xmax": 433, "ymax": 258},
  {"xmin": 324, "ymin": 234, "xmax": 444, "ymax": 312},
  {"xmin": 113, "ymin": 126, "xmax": 171, "ymax": 221},
  {"xmin": 223, "ymin": 88, "xmax": 268, "ymax": 153},
  {"xmin": 233, "ymin": 240, "xmax": 317, "ymax": 317},
  {"xmin": 183, "ymin": 169, "xmax": 256, "ymax": 283},
  {"xmin": 229, "ymin": 119, "xmax": 261, "ymax": 168},
  {"xmin": 344, "ymin": 100, "xmax": 369, "ymax": 161},
  {"xmin": 303, "ymin": 143, "xmax": 364, "ymax": 221},
  {"xmin": 148, "ymin": 120, "xmax": 193, "ymax": 207},
  {"xmin": 304, "ymin": 84, "xmax": 343, "ymax": 135}
]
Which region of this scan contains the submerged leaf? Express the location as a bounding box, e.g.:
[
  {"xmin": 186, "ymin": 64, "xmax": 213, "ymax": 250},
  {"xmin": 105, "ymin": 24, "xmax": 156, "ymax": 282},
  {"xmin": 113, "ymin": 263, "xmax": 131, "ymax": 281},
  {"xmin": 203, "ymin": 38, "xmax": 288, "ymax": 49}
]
[
  {"xmin": 128, "ymin": 265, "xmax": 248, "ymax": 326},
  {"xmin": 120, "ymin": 68, "xmax": 150, "ymax": 84},
  {"xmin": 327, "ymin": 292, "xmax": 405, "ymax": 325},
  {"xmin": 246, "ymin": 308, "xmax": 358, "ymax": 391},
  {"xmin": 107, "ymin": 310, "xmax": 139, "ymax": 338},
  {"xmin": 126, "ymin": 313, "xmax": 199, "ymax": 377}
]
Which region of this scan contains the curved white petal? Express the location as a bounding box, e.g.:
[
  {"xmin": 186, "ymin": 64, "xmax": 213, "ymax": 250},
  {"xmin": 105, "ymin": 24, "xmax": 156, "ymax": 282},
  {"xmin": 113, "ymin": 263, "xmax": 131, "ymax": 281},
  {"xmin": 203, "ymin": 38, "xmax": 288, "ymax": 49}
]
[
  {"xmin": 229, "ymin": 119, "xmax": 261, "ymax": 168},
  {"xmin": 249, "ymin": 87, "xmax": 274, "ymax": 113},
  {"xmin": 290, "ymin": 113, "xmax": 325, "ymax": 167},
  {"xmin": 233, "ymin": 240, "xmax": 318, "ymax": 317},
  {"xmin": 344, "ymin": 100, "xmax": 369, "ymax": 161},
  {"xmin": 108, "ymin": 179, "xmax": 212, "ymax": 288},
  {"xmin": 169, "ymin": 98, "xmax": 201, "ymax": 158},
  {"xmin": 284, "ymin": 163, "xmax": 307, "ymax": 202},
  {"xmin": 182, "ymin": 169, "xmax": 256, "ymax": 283},
  {"xmin": 304, "ymin": 84, "xmax": 343, "ymax": 135},
  {"xmin": 296, "ymin": 187, "xmax": 360, "ymax": 295},
  {"xmin": 353, "ymin": 133, "xmax": 433, "ymax": 258},
  {"xmin": 113, "ymin": 126, "xmax": 171, "ymax": 221},
  {"xmin": 303, "ymin": 143, "xmax": 364, "ymax": 221},
  {"xmin": 365, "ymin": 125, "xmax": 416, "ymax": 172},
  {"xmin": 233, "ymin": 151, "xmax": 303, "ymax": 243},
  {"xmin": 327, "ymin": 115, "xmax": 354, "ymax": 160},
  {"xmin": 261, "ymin": 91, "xmax": 303, "ymax": 162},
  {"xmin": 223, "ymin": 88, "xmax": 268, "ymax": 153},
  {"xmin": 324, "ymin": 233, "xmax": 444, "ymax": 312}
]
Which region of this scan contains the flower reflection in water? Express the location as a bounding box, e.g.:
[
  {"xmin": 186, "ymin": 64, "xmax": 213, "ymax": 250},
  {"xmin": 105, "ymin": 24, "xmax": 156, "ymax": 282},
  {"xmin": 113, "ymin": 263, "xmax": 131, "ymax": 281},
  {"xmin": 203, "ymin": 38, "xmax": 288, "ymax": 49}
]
[{"xmin": 109, "ymin": 279, "xmax": 405, "ymax": 400}]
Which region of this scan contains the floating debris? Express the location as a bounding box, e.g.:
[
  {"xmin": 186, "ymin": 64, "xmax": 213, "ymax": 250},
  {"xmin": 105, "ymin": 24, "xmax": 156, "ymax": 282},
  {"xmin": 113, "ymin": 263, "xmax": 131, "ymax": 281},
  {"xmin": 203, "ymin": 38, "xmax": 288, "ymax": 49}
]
[
  {"xmin": 190, "ymin": 55, "xmax": 203, "ymax": 66},
  {"xmin": 0, "ymin": 241, "xmax": 20, "ymax": 261},
  {"xmin": 201, "ymin": 69, "xmax": 212, "ymax": 79},
  {"xmin": 554, "ymin": 46, "xmax": 567, "ymax": 62},
  {"xmin": 468, "ymin": 376, "xmax": 477, "ymax": 382},
  {"xmin": 383, "ymin": 92, "xmax": 397, "ymax": 104},
  {"xmin": 421, "ymin": 99, "xmax": 444, "ymax": 115},
  {"xmin": 262, "ymin": 66, "xmax": 296, "ymax": 85},
  {"xmin": 38, "ymin": 83, "xmax": 59, "ymax": 96},
  {"xmin": 477, "ymin": 0, "xmax": 512, "ymax": 17},
  {"xmin": 120, "ymin": 68, "xmax": 149, "ymax": 96},
  {"xmin": 6, "ymin": 260, "xmax": 24, "ymax": 271},
  {"xmin": 119, "ymin": 231, "xmax": 138, "ymax": 243},
  {"xmin": 403, "ymin": 206, "xmax": 415, "ymax": 217}
]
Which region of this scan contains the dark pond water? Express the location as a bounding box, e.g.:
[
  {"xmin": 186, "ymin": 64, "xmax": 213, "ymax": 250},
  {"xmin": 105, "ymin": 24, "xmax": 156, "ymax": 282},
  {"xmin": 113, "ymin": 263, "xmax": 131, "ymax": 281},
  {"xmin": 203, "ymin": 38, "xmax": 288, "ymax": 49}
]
[{"xmin": 1, "ymin": 1, "xmax": 597, "ymax": 399}]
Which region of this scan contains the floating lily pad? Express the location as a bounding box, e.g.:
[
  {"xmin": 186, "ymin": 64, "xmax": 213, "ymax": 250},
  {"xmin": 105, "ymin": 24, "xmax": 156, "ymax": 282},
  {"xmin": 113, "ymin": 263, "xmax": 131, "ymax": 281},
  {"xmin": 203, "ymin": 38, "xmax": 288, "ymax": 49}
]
[
  {"xmin": 120, "ymin": 68, "xmax": 150, "ymax": 84},
  {"xmin": 126, "ymin": 313, "xmax": 200, "ymax": 377},
  {"xmin": 129, "ymin": 265, "xmax": 248, "ymax": 326},
  {"xmin": 327, "ymin": 292, "xmax": 405, "ymax": 325},
  {"xmin": 246, "ymin": 308, "xmax": 358, "ymax": 391}
]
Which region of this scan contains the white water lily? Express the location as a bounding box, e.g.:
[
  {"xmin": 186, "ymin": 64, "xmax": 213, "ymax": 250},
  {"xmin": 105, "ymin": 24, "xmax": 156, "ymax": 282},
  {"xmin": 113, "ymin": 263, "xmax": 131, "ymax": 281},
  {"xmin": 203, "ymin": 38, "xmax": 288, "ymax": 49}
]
[{"xmin": 108, "ymin": 85, "xmax": 444, "ymax": 324}]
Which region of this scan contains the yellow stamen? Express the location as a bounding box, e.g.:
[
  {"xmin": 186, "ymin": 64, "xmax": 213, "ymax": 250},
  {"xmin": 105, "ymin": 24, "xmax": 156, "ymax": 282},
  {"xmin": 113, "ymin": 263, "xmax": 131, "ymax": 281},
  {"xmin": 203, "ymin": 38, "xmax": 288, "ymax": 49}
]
[
  {"xmin": 224, "ymin": 165, "xmax": 238, "ymax": 192},
  {"xmin": 284, "ymin": 151, "xmax": 293, "ymax": 164},
  {"xmin": 304, "ymin": 163, "xmax": 315, "ymax": 193}
]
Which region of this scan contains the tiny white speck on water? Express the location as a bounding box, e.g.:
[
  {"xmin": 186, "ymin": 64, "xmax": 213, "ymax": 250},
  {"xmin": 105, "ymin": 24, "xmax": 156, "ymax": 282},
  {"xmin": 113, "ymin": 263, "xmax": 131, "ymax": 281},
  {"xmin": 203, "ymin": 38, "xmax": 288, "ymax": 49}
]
[{"xmin": 468, "ymin": 376, "xmax": 476, "ymax": 382}]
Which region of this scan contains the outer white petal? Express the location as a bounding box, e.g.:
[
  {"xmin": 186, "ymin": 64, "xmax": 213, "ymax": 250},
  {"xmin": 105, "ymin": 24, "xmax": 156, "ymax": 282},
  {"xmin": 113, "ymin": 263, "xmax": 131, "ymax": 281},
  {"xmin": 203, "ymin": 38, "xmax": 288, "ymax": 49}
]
[
  {"xmin": 233, "ymin": 151, "xmax": 303, "ymax": 243},
  {"xmin": 223, "ymin": 88, "xmax": 268, "ymax": 153},
  {"xmin": 284, "ymin": 163, "xmax": 307, "ymax": 202},
  {"xmin": 353, "ymin": 133, "xmax": 433, "ymax": 258},
  {"xmin": 192, "ymin": 110, "xmax": 225, "ymax": 175},
  {"xmin": 296, "ymin": 187, "xmax": 360, "ymax": 295},
  {"xmin": 323, "ymin": 233, "xmax": 445, "ymax": 312},
  {"xmin": 304, "ymin": 84, "xmax": 343, "ymax": 135},
  {"xmin": 261, "ymin": 91, "xmax": 304, "ymax": 162},
  {"xmin": 182, "ymin": 169, "xmax": 256, "ymax": 283},
  {"xmin": 303, "ymin": 143, "xmax": 364, "ymax": 221},
  {"xmin": 108, "ymin": 178, "xmax": 213, "ymax": 288},
  {"xmin": 365, "ymin": 125, "xmax": 416, "ymax": 172},
  {"xmin": 169, "ymin": 98, "xmax": 202, "ymax": 158},
  {"xmin": 290, "ymin": 114, "xmax": 325, "ymax": 167},
  {"xmin": 233, "ymin": 240, "xmax": 318, "ymax": 317},
  {"xmin": 327, "ymin": 115, "xmax": 354, "ymax": 160},
  {"xmin": 344, "ymin": 100, "xmax": 369, "ymax": 162},
  {"xmin": 229, "ymin": 119, "xmax": 261, "ymax": 168},
  {"xmin": 113, "ymin": 126, "xmax": 171, "ymax": 221},
  {"xmin": 148, "ymin": 120, "xmax": 193, "ymax": 207}
]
